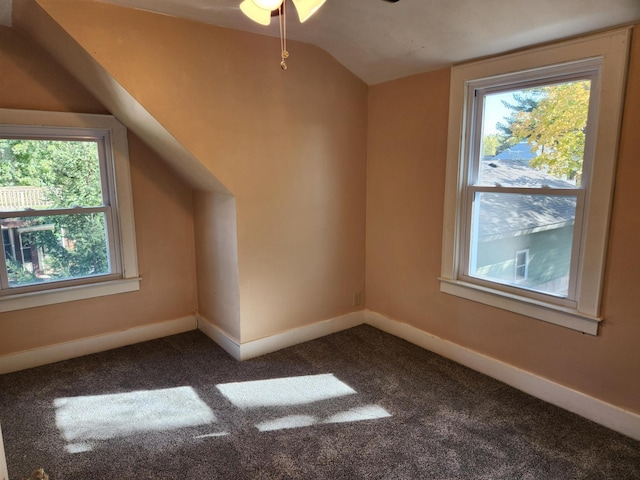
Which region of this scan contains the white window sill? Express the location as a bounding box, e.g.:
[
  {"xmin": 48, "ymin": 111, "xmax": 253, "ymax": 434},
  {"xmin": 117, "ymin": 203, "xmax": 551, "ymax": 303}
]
[
  {"xmin": 0, "ymin": 277, "xmax": 141, "ymax": 313},
  {"xmin": 439, "ymin": 278, "xmax": 601, "ymax": 335}
]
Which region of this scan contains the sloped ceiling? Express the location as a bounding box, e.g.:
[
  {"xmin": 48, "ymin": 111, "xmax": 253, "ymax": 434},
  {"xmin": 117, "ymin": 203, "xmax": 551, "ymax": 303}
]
[
  {"xmin": 91, "ymin": 0, "xmax": 640, "ymax": 84},
  {"xmin": 2, "ymin": 0, "xmax": 640, "ymax": 83}
]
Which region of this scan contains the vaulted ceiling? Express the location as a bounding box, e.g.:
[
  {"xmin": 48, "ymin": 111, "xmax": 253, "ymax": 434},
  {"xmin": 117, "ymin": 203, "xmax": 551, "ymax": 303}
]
[{"xmin": 2, "ymin": 0, "xmax": 640, "ymax": 84}]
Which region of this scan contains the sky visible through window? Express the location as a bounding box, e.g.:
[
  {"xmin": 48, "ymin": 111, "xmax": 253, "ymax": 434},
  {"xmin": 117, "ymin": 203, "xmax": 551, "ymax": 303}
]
[{"xmin": 482, "ymin": 92, "xmax": 514, "ymax": 135}]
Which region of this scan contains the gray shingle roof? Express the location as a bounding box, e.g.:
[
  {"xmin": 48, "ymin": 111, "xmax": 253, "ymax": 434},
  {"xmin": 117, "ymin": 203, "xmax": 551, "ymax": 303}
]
[{"xmin": 476, "ymin": 158, "xmax": 577, "ymax": 239}]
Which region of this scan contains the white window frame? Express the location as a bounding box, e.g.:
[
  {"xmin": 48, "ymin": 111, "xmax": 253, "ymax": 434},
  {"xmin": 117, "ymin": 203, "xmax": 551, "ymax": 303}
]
[
  {"xmin": 463, "ymin": 64, "xmax": 598, "ymax": 307},
  {"xmin": 440, "ymin": 28, "xmax": 631, "ymax": 335},
  {"xmin": 0, "ymin": 109, "xmax": 139, "ymax": 312}
]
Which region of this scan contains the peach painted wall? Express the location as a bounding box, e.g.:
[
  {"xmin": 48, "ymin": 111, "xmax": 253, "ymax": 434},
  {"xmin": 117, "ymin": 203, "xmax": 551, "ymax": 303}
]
[
  {"xmin": 366, "ymin": 26, "xmax": 640, "ymax": 413},
  {"xmin": 0, "ymin": 28, "xmax": 198, "ymax": 355},
  {"xmin": 19, "ymin": 0, "xmax": 368, "ymax": 343},
  {"xmin": 0, "ymin": 27, "xmax": 105, "ymax": 114},
  {"xmin": 193, "ymin": 191, "xmax": 241, "ymax": 341}
]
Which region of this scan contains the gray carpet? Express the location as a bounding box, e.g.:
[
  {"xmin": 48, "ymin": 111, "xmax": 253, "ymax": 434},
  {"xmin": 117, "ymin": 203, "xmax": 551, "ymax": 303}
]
[{"xmin": 0, "ymin": 325, "xmax": 638, "ymax": 479}]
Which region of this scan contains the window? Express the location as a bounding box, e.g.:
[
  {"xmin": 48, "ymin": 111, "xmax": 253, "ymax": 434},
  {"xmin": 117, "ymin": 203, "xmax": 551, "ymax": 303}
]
[
  {"xmin": 440, "ymin": 28, "xmax": 631, "ymax": 334},
  {"xmin": 0, "ymin": 110, "xmax": 139, "ymax": 312},
  {"xmin": 514, "ymin": 249, "xmax": 529, "ymax": 282},
  {"xmin": 466, "ymin": 69, "xmax": 596, "ymax": 301}
]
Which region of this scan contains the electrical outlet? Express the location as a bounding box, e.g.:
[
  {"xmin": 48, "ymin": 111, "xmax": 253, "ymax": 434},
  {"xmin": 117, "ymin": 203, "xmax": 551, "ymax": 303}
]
[{"xmin": 352, "ymin": 291, "xmax": 363, "ymax": 307}]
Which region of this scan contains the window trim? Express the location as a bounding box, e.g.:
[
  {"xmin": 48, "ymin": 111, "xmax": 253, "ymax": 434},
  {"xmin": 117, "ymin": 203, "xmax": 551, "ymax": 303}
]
[
  {"xmin": 0, "ymin": 109, "xmax": 139, "ymax": 312},
  {"xmin": 440, "ymin": 28, "xmax": 631, "ymax": 335}
]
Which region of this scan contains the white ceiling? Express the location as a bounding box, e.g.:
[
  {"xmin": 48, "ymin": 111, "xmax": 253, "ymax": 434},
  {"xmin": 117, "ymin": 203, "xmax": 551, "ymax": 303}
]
[{"xmin": 3, "ymin": 0, "xmax": 640, "ymax": 84}]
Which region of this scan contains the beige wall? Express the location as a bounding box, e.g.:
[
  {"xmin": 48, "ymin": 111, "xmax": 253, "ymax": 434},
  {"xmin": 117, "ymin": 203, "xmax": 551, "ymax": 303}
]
[
  {"xmin": 193, "ymin": 191, "xmax": 241, "ymax": 341},
  {"xmin": 0, "ymin": 27, "xmax": 105, "ymax": 114},
  {"xmin": 18, "ymin": 0, "xmax": 368, "ymax": 343},
  {"xmin": 0, "ymin": 27, "xmax": 198, "ymax": 355},
  {"xmin": 366, "ymin": 26, "xmax": 640, "ymax": 414}
]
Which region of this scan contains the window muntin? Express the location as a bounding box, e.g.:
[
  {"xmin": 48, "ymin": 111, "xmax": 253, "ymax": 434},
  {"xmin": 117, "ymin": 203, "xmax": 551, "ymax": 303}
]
[{"xmin": 440, "ymin": 28, "xmax": 631, "ymax": 335}]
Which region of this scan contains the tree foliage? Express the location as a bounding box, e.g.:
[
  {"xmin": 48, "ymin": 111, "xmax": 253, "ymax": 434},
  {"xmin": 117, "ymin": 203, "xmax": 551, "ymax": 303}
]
[
  {"xmin": 486, "ymin": 90, "xmax": 543, "ymax": 155},
  {"xmin": 501, "ymin": 81, "xmax": 591, "ymax": 181},
  {"xmin": 481, "ymin": 134, "xmax": 503, "ymax": 157},
  {"xmin": 496, "ymin": 90, "xmax": 542, "ymax": 137},
  {"xmin": 0, "ymin": 139, "xmax": 108, "ymax": 284}
]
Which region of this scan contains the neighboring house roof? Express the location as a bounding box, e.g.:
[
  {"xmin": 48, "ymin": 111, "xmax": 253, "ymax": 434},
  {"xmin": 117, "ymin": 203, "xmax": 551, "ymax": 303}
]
[
  {"xmin": 478, "ymin": 157, "xmax": 575, "ymax": 190},
  {"xmin": 477, "ymin": 157, "xmax": 577, "ymax": 240}
]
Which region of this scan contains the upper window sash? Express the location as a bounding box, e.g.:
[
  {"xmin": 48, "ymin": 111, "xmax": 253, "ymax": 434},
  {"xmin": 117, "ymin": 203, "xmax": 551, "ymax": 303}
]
[{"xmin": 465, "ymin": 65, "xmax": 601, "ymax": 190}]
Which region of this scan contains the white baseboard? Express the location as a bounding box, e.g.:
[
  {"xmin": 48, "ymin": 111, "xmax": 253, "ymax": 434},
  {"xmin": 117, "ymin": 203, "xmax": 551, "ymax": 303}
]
[
  {"xmin": 365, "ymin": 310, "xmax": 640, "ymax": 441},
  {"xmin": 0, "ymin": 423, "xmax": 7, "ymax": 480},
  {"xmin": 196, "ymin": 315, "xmax": 241, "ymax": 360},
  {"xmin": 239, "ymin": 311, "xmax": 365, "ymax": 360},
  {"xmin": 197, "ymin": 310, "xmax": 366, "ymax": 361},
  {"xmin": 0, "ymin": 316, "xmax": 197, "ymax": 374}
]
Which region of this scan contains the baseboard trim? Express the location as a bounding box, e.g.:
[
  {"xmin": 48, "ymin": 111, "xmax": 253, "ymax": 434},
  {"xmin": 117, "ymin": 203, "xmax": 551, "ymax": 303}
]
[
  {"xmin": 196, "ymin": 316, "xmax": 241, "ymax": 360},
  {"xmin": 197, "ymin": 310, "xmax": 366, "ymax": 361},
  {"xmin": 239, "ymin": 311, "xmax": 366, "ymax": 360},
  {"xmin": 0, "ymin": 316, "xmax": 197, "ymax": 374},
  {"xmin": 365, "ymin": 310, "xmax": 640, "ymax": 441}
]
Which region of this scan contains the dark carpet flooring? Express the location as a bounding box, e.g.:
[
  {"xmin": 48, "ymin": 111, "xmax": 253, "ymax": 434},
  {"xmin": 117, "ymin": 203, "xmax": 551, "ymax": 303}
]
[{"xmin": 0, "ymin": 325, "xmax": 639, "ymax": 479}]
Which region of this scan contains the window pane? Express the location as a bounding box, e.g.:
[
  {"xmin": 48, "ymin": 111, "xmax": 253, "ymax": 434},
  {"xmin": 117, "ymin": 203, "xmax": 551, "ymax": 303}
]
[
  {"xmin": 0, "ymin": 139, "xmax": 103, "ymax": 211},
  {"xmin": 2, "ymin": 213, "xmax": 110, "ymax": 287},
  {"xmin": 478, "ymin": 80, "xmax": 591, "ymax": 188},
  {"xmin": 469, "ymin": 192, "xmax": 576, "ymax": 297}
]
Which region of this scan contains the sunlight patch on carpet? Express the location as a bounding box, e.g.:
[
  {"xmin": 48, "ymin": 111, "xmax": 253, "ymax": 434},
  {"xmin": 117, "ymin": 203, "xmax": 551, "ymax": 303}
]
[
  {"xmin": 194, "ymin": 432, "xmax": 229, "ymax": 439},
  {"xmin": 324, "ymin": 404, "xmax": 392, "ymax": 424},
  {"xmin": 257, "ymin": 414, "xmax": 316, "ymax": 432},
  {"xmin": 256, "ymin": 405, "xmax": 392, "ymax": 432},
  {"xmin": 65, "ymin": 442, "xmax": 92, "ymax": 454},
  {"xmin": 54, "ymin": 386, "xmax": 216, "ymax": 444},
  {"xmin": 216, "ymin": 374, "xmax": 357, "ymax": 409},
  {"xmin": 217, "ymin": 374, "xmax": 392, "ymax": 433}
]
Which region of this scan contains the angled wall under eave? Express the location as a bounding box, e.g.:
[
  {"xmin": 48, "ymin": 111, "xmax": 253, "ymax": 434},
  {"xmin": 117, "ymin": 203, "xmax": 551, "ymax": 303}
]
[
  {"xmin": 0, "ymin": 26, "xmax": 199, "ymax": 358},
  {"xmin": 13, "ymin": 0, "xmax": 369, "ymax": 345},
  {"xmin": 12, "ymin": 1, "xmax": 228, "ymax": 194},
  {"xmin": 12, "ymin": 0, "xmax": 240, "ymax": 346}
]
